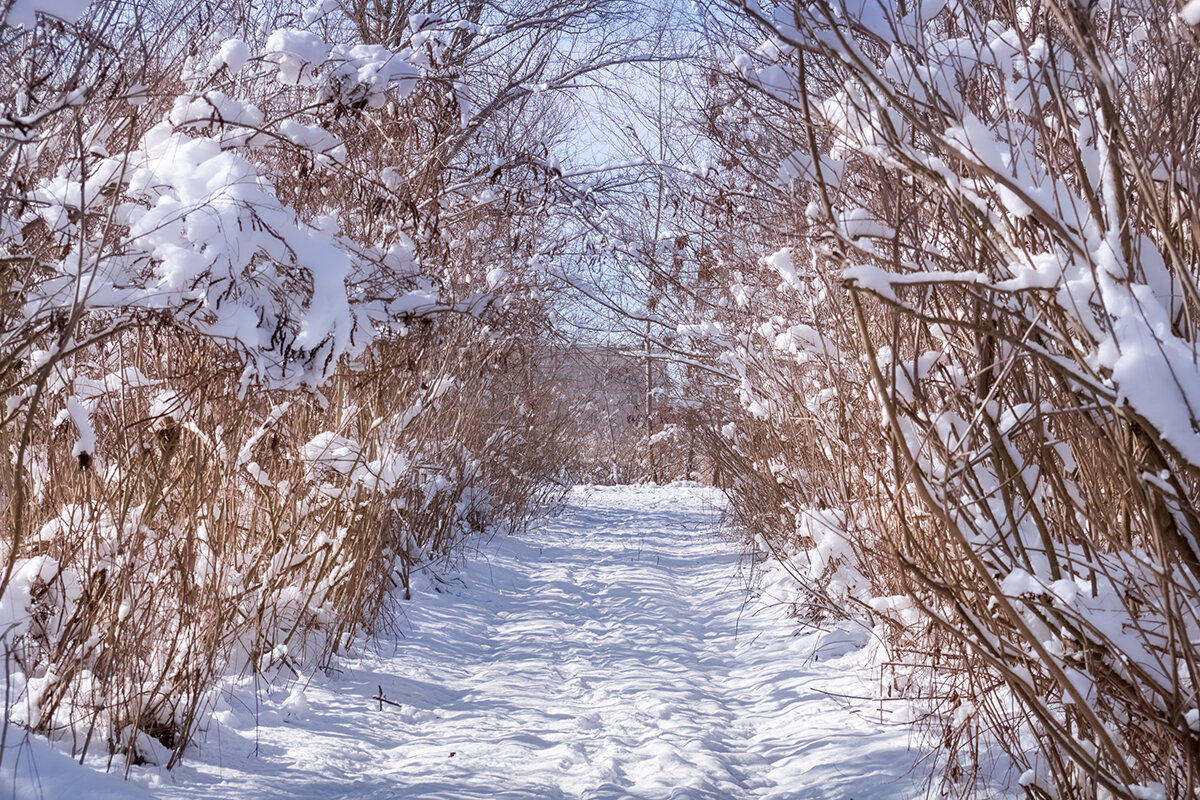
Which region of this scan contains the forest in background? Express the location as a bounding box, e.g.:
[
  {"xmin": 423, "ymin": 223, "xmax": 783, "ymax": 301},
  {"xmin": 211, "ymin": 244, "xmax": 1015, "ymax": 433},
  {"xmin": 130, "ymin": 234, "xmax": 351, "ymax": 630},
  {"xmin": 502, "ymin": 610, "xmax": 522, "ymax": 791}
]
[{"xmin": 2, "ymin": 0, "xmax": 1200, "ymax": 798}]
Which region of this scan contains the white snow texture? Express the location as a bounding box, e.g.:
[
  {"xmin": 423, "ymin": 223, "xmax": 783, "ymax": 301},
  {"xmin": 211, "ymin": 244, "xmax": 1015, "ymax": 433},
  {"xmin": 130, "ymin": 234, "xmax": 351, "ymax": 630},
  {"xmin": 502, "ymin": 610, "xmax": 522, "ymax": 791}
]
[{"xmin": 13, "ymin": 484, "xmax": 927, "ymax": 799}]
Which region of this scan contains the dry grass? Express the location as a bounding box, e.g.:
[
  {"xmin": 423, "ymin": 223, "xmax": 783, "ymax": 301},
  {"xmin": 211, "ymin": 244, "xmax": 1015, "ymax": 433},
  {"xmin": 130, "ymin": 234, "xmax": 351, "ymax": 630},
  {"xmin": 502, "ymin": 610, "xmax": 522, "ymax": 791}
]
[
  {"xmin": 0, "ymin": 0, "xmax": 587, "ymax": 771},
  {"xmin": 0, "ymin": 316, "xmax": 577, "ymax": 768},
  {"xmin": 686, "ymin": 1, "xmax": 1200, "ymax": 796}
]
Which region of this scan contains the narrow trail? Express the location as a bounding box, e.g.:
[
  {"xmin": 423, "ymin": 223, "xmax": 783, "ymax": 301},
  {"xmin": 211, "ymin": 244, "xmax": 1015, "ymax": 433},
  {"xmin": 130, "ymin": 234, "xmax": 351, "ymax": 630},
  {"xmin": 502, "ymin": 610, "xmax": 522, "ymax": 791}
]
[{"xmin": 154, "ymin": 485, "xmax": 926, "ymax": 799}]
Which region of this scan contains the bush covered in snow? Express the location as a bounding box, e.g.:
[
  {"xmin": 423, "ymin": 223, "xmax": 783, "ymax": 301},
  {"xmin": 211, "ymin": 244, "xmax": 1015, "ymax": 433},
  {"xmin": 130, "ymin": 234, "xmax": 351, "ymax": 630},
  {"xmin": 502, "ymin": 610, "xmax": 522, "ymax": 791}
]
[
  {"xmin": 669, "ymin": 0, "xmax": 1200, "ymax": 797},
  {"xmin": 0, "ymin": 0, "xmax": 603, "ymax": 770}
]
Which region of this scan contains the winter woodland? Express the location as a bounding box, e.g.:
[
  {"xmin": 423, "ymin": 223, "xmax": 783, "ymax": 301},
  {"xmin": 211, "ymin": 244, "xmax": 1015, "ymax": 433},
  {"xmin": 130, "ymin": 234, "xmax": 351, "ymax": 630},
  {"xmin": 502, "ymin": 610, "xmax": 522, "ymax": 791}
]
[{"xmin": 0, "ymin": 0, "xmax": 1198, "ymax": 798}]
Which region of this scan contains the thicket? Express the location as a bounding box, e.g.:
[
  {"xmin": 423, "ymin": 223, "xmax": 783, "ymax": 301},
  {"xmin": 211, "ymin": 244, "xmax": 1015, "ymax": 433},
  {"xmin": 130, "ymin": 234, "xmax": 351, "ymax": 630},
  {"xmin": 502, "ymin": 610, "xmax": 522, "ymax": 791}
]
[
  {"xmin": 653, "ymin": 1, "xmax": 1200, "ymax": 797},
  {"xmin": 0, "ymin": 0, "xmax": 615, "ymax": 769}
]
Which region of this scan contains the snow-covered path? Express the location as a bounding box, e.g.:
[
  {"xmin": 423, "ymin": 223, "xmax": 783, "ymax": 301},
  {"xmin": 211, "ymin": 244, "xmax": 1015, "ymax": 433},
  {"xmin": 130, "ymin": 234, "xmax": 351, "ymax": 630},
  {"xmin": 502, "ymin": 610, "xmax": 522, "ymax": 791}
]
[{"xmin": 150, "ymin": 485, "xmax": 926, "ymax": 799}]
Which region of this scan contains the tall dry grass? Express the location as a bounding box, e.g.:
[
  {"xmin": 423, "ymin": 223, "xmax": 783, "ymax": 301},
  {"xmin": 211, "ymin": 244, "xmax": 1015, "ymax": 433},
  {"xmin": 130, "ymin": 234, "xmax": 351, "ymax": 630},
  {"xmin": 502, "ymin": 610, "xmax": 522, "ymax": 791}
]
[
  {"xmin": 684, "ymin": 0, "xmax": 1200, "ymax": 796},
  {"xmin": 0, "ymin": 313, "xmax": 578, "ymax": 768},
  {"xmin": 0, "ymin": 0, "xmax": 589, "ymax": 771}
]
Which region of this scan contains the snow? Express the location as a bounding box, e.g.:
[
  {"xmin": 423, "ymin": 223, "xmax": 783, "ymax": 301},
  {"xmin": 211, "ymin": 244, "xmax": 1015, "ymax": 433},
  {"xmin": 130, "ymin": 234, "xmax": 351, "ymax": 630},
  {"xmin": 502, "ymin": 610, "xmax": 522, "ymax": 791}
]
[
  {"xmin": 63, "ymin": 395, "xmax": 95, "ymax": 459},
  {"xmin": 168, "ymin": 91, "xmax": 264, "ymax": 130},
  {"xmin": 107, "ymin": 484, "xmax": 925, "ymax": 799},
  {"xmin": 300, "ymin": 431, "xmax": 361, "ymax": 475},
  {"xmin": 277, "ymin": 120, "xmax": 345, "ymax": 163},
  {"xmin": 764, "ymin": 247, "xmax": 802, "ymax": 292},
  {"xmin": 0, "ymin": 725, "xmax": 156, "ymax": 800},
  {"xmin": 327, "ymin": 43, "xmax": 419, "ymax": 108},
  {"xmin": 486, "ymin": 266, "xmax": 509, "ymax": 289},
  {"xmin": 209, "ymin": 39, "xmax": 251, "ymax": 74},
  {"xmin": 302, "ymin": 0, "xmax": 339, "ymax": 24},
  {"xmin": 264, "ymin": 29, "xmax": 330, "ymax": 86}
]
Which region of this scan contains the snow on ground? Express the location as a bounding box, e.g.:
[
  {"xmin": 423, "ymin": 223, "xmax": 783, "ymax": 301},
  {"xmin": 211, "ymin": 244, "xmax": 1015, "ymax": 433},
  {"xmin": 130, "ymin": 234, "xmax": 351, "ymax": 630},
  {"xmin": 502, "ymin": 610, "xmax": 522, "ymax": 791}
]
[
  {"xmin": 10, "ymin": 484, "xmax": 928, "ymax": 799},
  {"xmin": 0, "ymin": 726, "xmax": 156, "ymax": 800}
]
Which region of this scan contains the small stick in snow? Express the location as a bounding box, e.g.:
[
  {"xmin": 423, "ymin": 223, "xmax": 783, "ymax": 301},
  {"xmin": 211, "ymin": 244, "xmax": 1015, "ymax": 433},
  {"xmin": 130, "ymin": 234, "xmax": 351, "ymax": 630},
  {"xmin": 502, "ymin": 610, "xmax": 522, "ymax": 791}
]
[{"xmin": 373, "ymin": 684, "xmax": 402, "ymax": 710}]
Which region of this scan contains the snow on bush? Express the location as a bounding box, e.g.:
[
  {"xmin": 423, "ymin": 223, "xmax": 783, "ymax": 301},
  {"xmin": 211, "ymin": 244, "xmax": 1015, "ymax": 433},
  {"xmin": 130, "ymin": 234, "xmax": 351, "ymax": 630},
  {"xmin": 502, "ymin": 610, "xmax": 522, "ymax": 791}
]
[
  {"xmin": 685, "ymin": 0, "xmax": 1200, "ymax": 796},
  {"xmin": 0, "ymin": 0, "xmax": 586, "ymax": 774}
]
